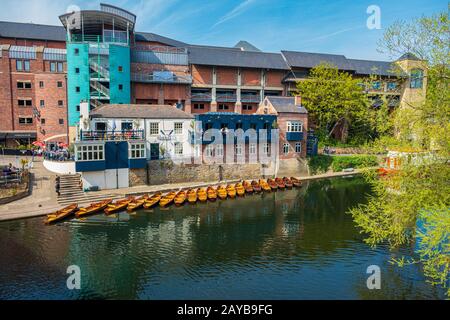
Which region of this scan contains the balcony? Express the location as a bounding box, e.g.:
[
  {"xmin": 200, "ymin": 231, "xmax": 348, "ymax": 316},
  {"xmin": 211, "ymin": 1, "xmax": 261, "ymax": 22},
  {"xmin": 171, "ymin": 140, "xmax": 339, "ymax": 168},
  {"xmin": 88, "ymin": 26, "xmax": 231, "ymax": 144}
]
[
  {"xmin": 286, "ymin": 132, "xmax": 304, "ymax": 141},
  {"xmin": 241, "ymin": 94, "xmax": 261, "ymax": 103},
  {"xmin": 79, "ymin": 130, "xmax": 145, "ymax": 142},
  {"xmin": 216, "ymin": 93, "xmax": 237, "ymax": 103},
  {"xmin": 131, "ymin": 72, "xmax": 192, "ymax": 84},
  {"xmin": 68, "ymin": 34, "xmax": 128, "ymax": 45},
  {"xmin": 191, "ymin": 93, "xmax": 212, "ymax": 102}
]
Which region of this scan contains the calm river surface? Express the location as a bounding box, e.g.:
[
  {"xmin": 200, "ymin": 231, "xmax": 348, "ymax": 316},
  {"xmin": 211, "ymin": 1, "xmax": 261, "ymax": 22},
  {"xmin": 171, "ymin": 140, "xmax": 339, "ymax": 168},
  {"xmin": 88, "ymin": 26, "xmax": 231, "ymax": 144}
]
[{"xmin": 0, "ymin": 177, "xmax": 445, "ymax": 299}]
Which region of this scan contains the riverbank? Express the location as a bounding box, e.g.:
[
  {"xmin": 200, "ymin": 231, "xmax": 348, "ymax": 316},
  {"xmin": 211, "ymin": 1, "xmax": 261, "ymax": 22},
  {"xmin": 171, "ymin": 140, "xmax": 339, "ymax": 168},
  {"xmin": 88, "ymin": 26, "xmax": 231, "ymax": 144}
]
[{"xmin": 0, "ymin": 167, "xmax": 369, "ymax": 222}]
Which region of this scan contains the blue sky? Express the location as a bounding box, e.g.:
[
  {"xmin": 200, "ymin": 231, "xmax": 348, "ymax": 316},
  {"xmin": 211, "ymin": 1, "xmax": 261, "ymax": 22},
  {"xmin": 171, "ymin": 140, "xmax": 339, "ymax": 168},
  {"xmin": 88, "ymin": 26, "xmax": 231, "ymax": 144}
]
[{"xmin": 0, "ymin": 0, "xmax": 446, "ymax": 60}]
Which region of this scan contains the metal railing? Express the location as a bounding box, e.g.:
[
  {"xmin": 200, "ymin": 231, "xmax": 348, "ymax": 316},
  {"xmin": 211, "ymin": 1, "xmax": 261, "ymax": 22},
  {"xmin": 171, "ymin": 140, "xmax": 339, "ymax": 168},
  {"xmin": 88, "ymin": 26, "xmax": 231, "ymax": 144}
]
[
  {"xmin": 90, "ymin": 81, "xmax": 110, "ymax": 98},
  {"xmin": 90, "ymin": 99, "xmax": 103, "ymax": 109},
  {"xmin": 0, "ymin": 170, "xmax": 23, "ymax": 186},
  {"xmin": 191, "ymin": 93, "xmax": 212, "ymax": 101},
  {"xmin": 216, "ymin": 94, "xmax": 237, "ymax": 102},
  {"xmin": 80, "ymin": 130, "xmax": 145, "ymax": 141},
  {"xmin": 131, "ymin": 73, "xmax": 192, "ymax": 84},
  {"xmin": 241, "ymin": 94, "xmax": 261, "ymax": 103},
  {"xmin": 90, "ymin": 59, "xmax": 110, "ymax": 80},
  {"xmin": 69, "ymin": 34, "xmax": 128, "ymax": 45}
]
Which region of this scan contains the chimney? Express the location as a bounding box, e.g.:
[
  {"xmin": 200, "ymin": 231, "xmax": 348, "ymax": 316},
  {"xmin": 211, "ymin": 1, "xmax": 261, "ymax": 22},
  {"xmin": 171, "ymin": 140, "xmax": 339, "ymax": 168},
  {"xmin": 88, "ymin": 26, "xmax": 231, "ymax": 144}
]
[{"xmin": 295, "ymin": 95, "xmax": 302, "ymax": 106}]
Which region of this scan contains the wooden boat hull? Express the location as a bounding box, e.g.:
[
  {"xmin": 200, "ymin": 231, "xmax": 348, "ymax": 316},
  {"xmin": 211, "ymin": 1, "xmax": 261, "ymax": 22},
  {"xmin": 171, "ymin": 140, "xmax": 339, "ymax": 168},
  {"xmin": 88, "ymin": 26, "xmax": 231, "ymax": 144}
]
[
  {"xmin": 235, "ymin": 183, "xmax": 245, "ymax": 196},
  {"xmin": 206, "ymin": 187, "xmax": 217, "ymax": 201},
  {"xmin": 197, "ymin": 189, "xmax": 208, "ymax": 202},
  {"xmin": 251, "ymin": 181, "xmax": 262, "ymax": 192},
  {"xmin": 45, "ymin": 204, "xmax": 78, "ymax": 224},
  {"xmin": 104, "ymin": 199, "xmax": 132, "ymax": 215},
  {"xmin": 143, "ymin": 193, "xmax": 162, "ymax": 209},
  {"xmin": 243, "ymin": 181, "xmax": 254, "ymax": 193},
  {"xmin": 259, "ymin": 180, "xmax": 271, "ymax": 192},
  {"xmin": 283, "ymin": 177, "xmax": 293, "ymax": 188},
  {"xmin": 174, "ymin": 191, "xmax": 187, "ymax": 206},
  {"xmin": 275, "ymin": 178, "xmax": 286, "ymax": 189},
  {"xmin": 75, "ymin": 199, "xmax": 112, "ymax": 218},
  {"xmin": 226, "ymin": 185, "xmax": 237, "ymax": 198},
  {"xmin": 290, "ymin": 177, "xmax": 302, "ymax": 188},
  {"xmin": 217, "ymin": 186, "xmax": 228, "ymax": 200},
  {"xmin": 160, "ymin": 192, "xmax": 177, "ymax": 207},
  {"xmin": 187, "ymin": 189, "xmax": 198, "ymax": 204},
  {"xmin": 127, "ymin": 195, "xmax": 149, "ymax": 212}
]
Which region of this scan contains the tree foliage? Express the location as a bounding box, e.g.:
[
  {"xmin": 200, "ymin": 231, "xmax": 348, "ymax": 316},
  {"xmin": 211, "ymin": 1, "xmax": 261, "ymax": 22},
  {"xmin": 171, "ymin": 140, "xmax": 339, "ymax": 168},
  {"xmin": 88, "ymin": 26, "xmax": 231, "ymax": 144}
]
[{"xmin": 351, "ymin": 12, "xmax": 450, "ymax": 297}]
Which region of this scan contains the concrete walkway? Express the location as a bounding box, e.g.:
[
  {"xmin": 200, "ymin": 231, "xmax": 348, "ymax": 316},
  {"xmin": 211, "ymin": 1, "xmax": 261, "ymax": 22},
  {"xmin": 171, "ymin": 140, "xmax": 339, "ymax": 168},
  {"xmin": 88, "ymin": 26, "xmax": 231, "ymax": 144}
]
[{"xmin": 0, "ymin": 157, "xmax": 60, "ymax": 221}]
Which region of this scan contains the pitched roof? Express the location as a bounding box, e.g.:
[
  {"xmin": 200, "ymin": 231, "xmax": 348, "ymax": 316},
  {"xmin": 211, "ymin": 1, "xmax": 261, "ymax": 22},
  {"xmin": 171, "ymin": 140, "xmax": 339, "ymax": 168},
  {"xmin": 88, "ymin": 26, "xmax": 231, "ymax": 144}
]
[
  {"xmin": 282, "ymin": 50, "xmax": 353, "ymax": 70},
  {"xmin": 0, "ymin": 21, "xmax": 66, "ymax": 41},
  {"xmin": 347, "ymin": 59, "xmax": 401, "ymax": 77},
  {"xmin": 234, "ymin": 40, "xmax": 261, "ymax": 52},
  {"xmin": 397, "ymin": 52, "xmax": 421, "ymax": 61},
  {"xmin": 134, "ymin": 32, "xmax": 188, "ymax": 47},
  {"xmin": 188, "ymin": 46, "xmax": 289, "ymax": 70},
  {"xmin": 90, "ymin": 104, "xmax": 194, "ymax": 119},
  {"xmin": 266, "ymin": 96, "xmax": 308, "ymax": 114}
]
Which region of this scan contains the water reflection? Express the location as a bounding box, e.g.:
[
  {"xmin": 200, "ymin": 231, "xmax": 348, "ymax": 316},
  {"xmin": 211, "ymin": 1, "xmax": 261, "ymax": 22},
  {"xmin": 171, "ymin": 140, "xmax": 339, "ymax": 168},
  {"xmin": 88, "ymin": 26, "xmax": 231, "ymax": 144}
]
[{"xmin": 0, "ymin": 177, "xmax": 445, "ymax": 299}]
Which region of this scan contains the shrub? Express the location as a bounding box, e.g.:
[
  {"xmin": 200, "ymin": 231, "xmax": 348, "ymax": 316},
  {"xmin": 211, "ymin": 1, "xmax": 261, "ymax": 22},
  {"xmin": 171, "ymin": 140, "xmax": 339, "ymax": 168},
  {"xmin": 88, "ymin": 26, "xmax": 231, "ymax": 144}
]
[
  {"xmin": 331, "ymin": 155, "xmax": 379, "ymax": 172},
  {"xmin": 308, "ymin": 155, "xmax": 333, "ymax": 174}
]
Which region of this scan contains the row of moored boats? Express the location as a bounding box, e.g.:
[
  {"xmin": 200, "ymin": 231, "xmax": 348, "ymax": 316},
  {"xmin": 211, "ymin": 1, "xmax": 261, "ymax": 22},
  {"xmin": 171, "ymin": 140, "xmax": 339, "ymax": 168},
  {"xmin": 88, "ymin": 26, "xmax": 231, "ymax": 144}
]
[{"xmin": 45, "ymin": 177, "xmax": 302, "ymax": 224}]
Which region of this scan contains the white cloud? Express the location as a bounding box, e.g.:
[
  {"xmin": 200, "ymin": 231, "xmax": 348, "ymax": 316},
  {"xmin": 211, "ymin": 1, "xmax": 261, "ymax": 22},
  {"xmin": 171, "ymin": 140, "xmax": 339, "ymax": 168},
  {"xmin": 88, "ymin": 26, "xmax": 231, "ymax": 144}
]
[{"xmin": 212, "ymin": 0, "xmax": 256, "ymax": 28}]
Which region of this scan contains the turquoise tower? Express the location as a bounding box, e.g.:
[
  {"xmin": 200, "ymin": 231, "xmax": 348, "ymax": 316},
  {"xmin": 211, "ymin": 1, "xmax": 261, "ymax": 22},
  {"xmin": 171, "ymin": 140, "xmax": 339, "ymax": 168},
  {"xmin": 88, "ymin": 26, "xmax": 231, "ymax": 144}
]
[{"xmin": 59, "ymin": 4, "xmax": 135, "ymax": 140}]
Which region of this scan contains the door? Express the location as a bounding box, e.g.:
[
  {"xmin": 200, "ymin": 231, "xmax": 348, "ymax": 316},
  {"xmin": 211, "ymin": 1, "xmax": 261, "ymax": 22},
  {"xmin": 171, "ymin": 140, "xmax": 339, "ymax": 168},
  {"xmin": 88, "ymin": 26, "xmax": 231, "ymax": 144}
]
[{"xmin": 150, "ymin": 143, "xmax": 160, "ymax": 160}]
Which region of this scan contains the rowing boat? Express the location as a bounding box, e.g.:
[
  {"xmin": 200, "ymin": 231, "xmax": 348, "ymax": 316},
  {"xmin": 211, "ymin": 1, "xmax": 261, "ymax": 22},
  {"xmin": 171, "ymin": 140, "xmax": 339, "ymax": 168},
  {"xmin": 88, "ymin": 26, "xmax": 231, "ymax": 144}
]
[
  {"xmin": 198, "ymin": 188, "xmax": 208, "ymax": 202},
  {"xmin": 290, "ymin": 177, "xmax": 302, "ymax": 188},
  {"xmin": 251, "ymin": 180, "xmax": 262, "ymax": 192},
  {"xmin": 127, "ymin": 194, "xmax": 149, "ymax": 212},
  {"xmin": 267, "ymin": 178, "xmax": 278, "ymax": 190},
  {"xmin": 45, "ymin": 203, "xmax": 78, "ymax": 224},
  {"xmin": 217, "ymin": 185, "xmax": 228, "ymax": 200},
  {"xmin": 104, "ymin": 197, "xmax": 133, "ymax": 215},
  {"xmin": 259, "ymin": 179, "xmax": 271, "ymax": 192},
  {"xmin": 187, "ymin": 189, "xmax": 198, "ymax": 204},
  {"xmin": 243, "ymin": 180, "xmax": 254, "ymax": 193},
  {"xmin": 143, "ymin": 192, "xmax": 162, "ymax": 209},
  {"xmin": 226, "ymin": 184, "xmax": 237, "ymax": 198},
  {"xmin": 160, "ymin": 191, "xmax": 177, "ymax": 207},
  {"xmin": 275, "ymin": 177, "xmax": 286, "ymax": 189},
  {"xmin": 75, "ymin": 199, "xmax": 112, "ymax": 218},
  {"xmin": 207, "ymin": 186, "xmax": 217, "ymax": 201},
  {"xmin": 235, "ymin": 182, "xmax": 245, "ymax": 196},
  {"xmin": 283, "ymin": 177, "xmax": 293, "ymax": 188},
  {"xmin": 174, "ymin": 190, "xmax": 187, "ymax": 206}
]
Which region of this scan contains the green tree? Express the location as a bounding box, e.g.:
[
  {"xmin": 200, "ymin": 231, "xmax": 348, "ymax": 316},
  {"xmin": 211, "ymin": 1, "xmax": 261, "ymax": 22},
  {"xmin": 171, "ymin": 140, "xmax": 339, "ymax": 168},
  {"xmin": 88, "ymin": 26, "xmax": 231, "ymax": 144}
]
[
  {"xmin": 296, "ymin": 63, "xmax": 392, "ymax": 144},
  {"xmin": 351, "ymin": 12, "xmax": 450, "ymax": 297}
]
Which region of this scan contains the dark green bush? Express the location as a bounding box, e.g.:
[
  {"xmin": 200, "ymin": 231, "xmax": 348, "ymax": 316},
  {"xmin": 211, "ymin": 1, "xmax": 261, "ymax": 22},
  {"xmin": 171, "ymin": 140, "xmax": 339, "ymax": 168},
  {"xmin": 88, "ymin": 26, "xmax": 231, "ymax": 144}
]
[{"xmin": 308, "ymin": 155, "xmax": 333, "ymax": 174}]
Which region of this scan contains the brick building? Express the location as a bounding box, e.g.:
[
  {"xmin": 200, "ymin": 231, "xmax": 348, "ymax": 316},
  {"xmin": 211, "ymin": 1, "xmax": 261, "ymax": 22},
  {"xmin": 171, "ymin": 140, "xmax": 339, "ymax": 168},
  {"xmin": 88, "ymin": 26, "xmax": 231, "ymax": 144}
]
[{"xmin": 0, "ymin": 3, "xmax": 426, "ymax": 151}]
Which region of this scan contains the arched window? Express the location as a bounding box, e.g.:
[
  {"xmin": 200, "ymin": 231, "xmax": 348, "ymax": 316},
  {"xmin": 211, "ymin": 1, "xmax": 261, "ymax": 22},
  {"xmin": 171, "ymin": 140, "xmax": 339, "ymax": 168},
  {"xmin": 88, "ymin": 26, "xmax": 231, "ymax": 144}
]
[{"xmin": 410, "ymin": 69, "xmax": 424, "ymax": 89}]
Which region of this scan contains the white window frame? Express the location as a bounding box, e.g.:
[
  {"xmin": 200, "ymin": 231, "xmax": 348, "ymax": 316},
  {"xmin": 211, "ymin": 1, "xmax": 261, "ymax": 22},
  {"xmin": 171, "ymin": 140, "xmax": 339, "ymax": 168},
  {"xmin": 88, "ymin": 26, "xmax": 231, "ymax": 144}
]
[
  {"xmin": 235, "ymin": 144, "xmax": 243, "ymax": 156},
  {"xmin": 174, "ymin": 142, "xmax": 183, "ymax": 155},
  {"xmin": 216, "ymin": 144, "xmax": 224, "ymax": 157},
  {"xmin": 249, "ymin": 143, "xmax": 257, "ymax": 155},
  {"xmin": 129, "ymin": 142, "xmax": 146, "ymax": 159},
  {"xmin": 295, "ymin": 142, "xmax": 302, "ymax": 153},
  {"xmin": 287, "ymin": 121, "xmax": 303, "ymax": 132},
  {"xmin": 149, "ymin": 122, "xmax": 159, "ymax": 136},
  {"xmin": 263, "ymin": 143, "xmax": 270, "ymax": 155},
  {"xmin": 283, "ymin": 143, "xmax": 290, "ymax": 155},
  {"xmin": 205, "ymin": 144, "xmax": 215, "ymax": 157},
  {"xmin": 76, "ymin": 144, "xmax": 104, "ymax": 162},
  {"xmin": 174, "ymin": 122, "xmax": 183, "ymax": 135}
]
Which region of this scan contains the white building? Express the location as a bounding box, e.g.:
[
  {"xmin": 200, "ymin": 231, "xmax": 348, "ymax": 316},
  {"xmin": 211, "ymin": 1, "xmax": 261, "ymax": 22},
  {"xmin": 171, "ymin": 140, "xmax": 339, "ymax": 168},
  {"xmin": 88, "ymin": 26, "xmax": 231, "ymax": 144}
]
[{"xmin": 85, "ymin": 104, "xmax": 195, "ymax": 161}]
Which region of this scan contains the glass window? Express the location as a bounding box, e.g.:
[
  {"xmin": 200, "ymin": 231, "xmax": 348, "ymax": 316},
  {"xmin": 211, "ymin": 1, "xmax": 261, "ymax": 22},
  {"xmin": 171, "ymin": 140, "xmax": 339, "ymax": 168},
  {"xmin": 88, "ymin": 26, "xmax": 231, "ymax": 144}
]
[
  {"xmin": 193, "ymin": 104, "xmax": 204, "ymax": 110},
  {"xmin": 249, "ymin": 143, "xmax": 257, "ymax": 155},
  {"xmin": 19, "ymin": 117, "xmax": 33, "ymax": 124},
  {"xmin": 283, "ymin": 143, "xmax": 290, "ymax": 155},
  {"xmin": 40, "ymin": 100, "xmax": 45, "ymax": 107},
  {"xmin": 295, "ymin": 142, "xmax": 302, "ymax": 153},
  {"xmin": 287, "ymin": 121, "xmax": 303, "ymax": 132},
  {"xmin": 121, "ymin": 122, "xmax": 132, "ymax": 131},
  {"xmin": 50, "ymin": 62, "xmax": 56, "ymax": 72},
  {"xmin": 174, "ymin": 122, "xmax": 183, "ymax": 135},
  {"xmin": 118, "ymin": 66, "xmax": 123, "ymax": 72},
  {"xmin": 59, "ymin": 119, "xmax": 64, "ymax": 125},
  {"xmin": 243, "ymin": 104, "xmax": 253, "ymax": 111},
  {"xmin": 57, "ymin": 81, "xmax": 63, "ymax": 88},
  {"xmin": 118, "ymin": 84, "xmax": 123, "ymax": 91},
  {"xmin": 205, "ymin": 144, "xmax": 214, "ymax": 157},
  {"xmin": 215, "ymin": 144, "xmax": 223, "ymax": 157},
  {"xmin": 75, "ymin": 68, "xmax": 80, "ymax": 74},
  {"xmin": 16, "ymin": 60, "xmax": 23, "ymax": 71},
  {"xmin": 371, "ymin": 81, "xmax": 381, "ymax": 90},
  {"xmin": 76, "ymin": 144, "xmax": 104, "ymax": 161},
  {"xmin": 129, "ymin": 143, "xmax": 146, "ymax": 159},
  {"xmin": 57, "ymin": 62, "xmax": 63, "ymax": 73},
  {"xmin": 75, "ymin": 87, "xmax": 80, "ymax": 93},
  {"xmin": 410, "ymin": 69, "xmax": 424, "ymax": 89},
  {"xmin": 235, "ymin": 144, "xmax": 243, "ymax": 156},
  {"xmin": 218, "ymin": 104, "xmax": 228, "ymax": 110},
  {"xmin": 41, "ymin": 119, "xmax": 45, "ymax": 124},
  {"xmin": 39, "ymin": 81, "xmax": 44, "ymax": 88},
  {"xmin": 263, "ymin": 143, "xmax": 270, "ymax": 155},
  {"xmin": 387, "ymin": 82, "xmax": 397, "ymax": 91},
  {"xmin": 174, "ymin": 142, "xmax": 183, "ymax": 155},
  {"xmin": 149, "ymin": 122, "xmax": 159, "ymax": 135},
  {"xmin": 24, "ymin": 60, "xmax": 30, "ymax": 71},
  {"xmin": 58, "ymin": 100, "xmax": 64, "ymax": 106}
]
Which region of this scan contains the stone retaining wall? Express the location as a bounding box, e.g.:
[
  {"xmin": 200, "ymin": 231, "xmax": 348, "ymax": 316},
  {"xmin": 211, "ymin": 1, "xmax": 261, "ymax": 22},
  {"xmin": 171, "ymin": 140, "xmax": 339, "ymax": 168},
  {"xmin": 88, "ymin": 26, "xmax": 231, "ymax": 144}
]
[{"xmin": 129, "ymin": 159, "xmax": 309, "ymax": 187}]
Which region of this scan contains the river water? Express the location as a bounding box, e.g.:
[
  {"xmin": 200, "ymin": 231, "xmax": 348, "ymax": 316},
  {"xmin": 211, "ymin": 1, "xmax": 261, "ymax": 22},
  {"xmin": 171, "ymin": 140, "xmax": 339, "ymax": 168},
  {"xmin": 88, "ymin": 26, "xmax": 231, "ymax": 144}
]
[{"xmin": 0, "ymin": 177, "xmax": 444, "ymax": 299}]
